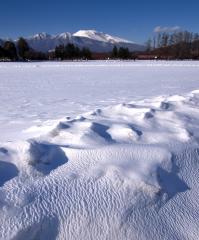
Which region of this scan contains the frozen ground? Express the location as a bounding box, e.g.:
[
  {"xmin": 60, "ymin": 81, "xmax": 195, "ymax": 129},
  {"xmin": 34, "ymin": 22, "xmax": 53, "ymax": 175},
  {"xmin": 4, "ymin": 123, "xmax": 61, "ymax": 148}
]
[{"xmin": 0, "ymin": 61, "xmax": 199, "ymax": 239}]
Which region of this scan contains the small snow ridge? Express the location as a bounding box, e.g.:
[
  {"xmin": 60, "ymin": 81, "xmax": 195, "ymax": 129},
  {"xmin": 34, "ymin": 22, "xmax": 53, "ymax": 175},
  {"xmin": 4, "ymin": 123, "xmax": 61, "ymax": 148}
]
[
  {"xmin": 107, "ymin": 124, "xmax": 142, "ymax": 142},
  {"xmin": 160, "ymin": 101, "xmax": 173, "ymax": 110},
  {"xmin": 90, "ymin": 108, "xmax": 102, "ymax": 116},
  {"xmin": 0, "ymin": 161, "xmax": 19, "ymax": 187},
  {"xmin": 144, "ymin": 111, "xmax": 154, "ymax": 119},
  {"xmin": 0, "ymin": 147, "xmax": 9, "ymax": 155},
  {"xmin": 56, "ymin": 122, "xmax": 70, "ymax": 130},
  {"xmin": 90, "ymin": 122, "xmax": 114, "ymax": 143},
  {"xmin": 1, "ymin": 90, "xmax": 199, "ymax": 239},
  {"xmin": 94, "ymin": 145, "xmax": 172, "ymax": 188},
  {"xmin": 28, "ymin": 140, "xmax": 68, "ymax": 174}
]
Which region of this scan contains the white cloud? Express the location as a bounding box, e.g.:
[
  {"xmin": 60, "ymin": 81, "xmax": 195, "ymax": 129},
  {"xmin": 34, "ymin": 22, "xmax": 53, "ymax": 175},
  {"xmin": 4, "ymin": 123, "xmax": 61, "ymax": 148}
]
[{"xmin": 154, "ymin": 26, "xmax": 181, "ymax": 33}]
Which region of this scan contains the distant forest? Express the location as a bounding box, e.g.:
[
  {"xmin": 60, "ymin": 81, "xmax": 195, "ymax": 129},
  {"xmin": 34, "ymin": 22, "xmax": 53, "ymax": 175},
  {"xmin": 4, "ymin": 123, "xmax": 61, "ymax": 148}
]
[
  {"xmin": 0, "ymin": 37, "xmax": 132, "ymax": 61},
  {"xmin": 0, "ymin": 38, "xmax": 93, "ymax": 61},
  {"xmin": 0, "ymin": 30, "xmax": 199, "ymax": 61},
  {"xmin": 145, "ymin": 31, "xmax": 199, "ymax": 59}
]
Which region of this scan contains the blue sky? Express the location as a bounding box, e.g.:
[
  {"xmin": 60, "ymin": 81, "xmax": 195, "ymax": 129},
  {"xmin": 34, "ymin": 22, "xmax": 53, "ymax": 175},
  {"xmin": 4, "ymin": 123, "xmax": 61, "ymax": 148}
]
[{"xmin": 1, "ymin": 0, "xmax": 198, "ymax": 43}]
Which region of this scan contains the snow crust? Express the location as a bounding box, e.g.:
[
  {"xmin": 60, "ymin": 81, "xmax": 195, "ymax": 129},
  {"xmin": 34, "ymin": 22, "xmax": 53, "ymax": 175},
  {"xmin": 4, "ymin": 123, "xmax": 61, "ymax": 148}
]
[{"xmin": 0, "ymin": 61, "xmax": 199, "ymax": 239}]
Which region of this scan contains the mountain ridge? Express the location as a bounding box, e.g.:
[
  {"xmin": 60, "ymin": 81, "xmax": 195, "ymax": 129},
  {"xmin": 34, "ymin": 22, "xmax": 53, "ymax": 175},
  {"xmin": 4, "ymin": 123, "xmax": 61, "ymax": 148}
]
[{"xmin": 1, "ymin": 30, "xmax": 145, "ymax": 53}]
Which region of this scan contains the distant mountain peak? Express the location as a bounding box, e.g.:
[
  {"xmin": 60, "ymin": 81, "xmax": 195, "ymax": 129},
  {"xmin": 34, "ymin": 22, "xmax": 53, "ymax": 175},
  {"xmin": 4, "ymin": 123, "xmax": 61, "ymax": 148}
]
[
  {"xmin": 57, "ymin": 32, "xmax": 72, "ymax": 39},
  {"xmin": 32, "ymin": 32, "xmax": 52, "ymax": 40},
  {"xmin": 73, "ymin": 30, "xmax": 134, "ymax": 44},
  {"xmin": 19, "ymin": 30, "xmax": 145, "ymax": 52}
]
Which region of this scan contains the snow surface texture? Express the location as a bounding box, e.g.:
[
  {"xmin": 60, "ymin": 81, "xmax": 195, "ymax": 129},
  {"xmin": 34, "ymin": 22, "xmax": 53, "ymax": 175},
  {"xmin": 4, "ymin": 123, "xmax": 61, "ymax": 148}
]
[
  {"xmin": 1, "ymin": 61, "xmax": 199, "ymax": 142},
  {"xmin": 0, "ymin": 61, "xmax": 199, "ymax": 239}
]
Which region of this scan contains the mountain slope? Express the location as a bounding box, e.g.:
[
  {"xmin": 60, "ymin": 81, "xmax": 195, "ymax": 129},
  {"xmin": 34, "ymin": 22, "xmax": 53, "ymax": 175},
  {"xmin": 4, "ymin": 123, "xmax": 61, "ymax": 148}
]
[
  {"xmin": 73, "ymin": 30, "xmax": 134, "ymax": 44},
  {"xmin": 25, "ymin": 30, "xmax": 145, "ymax": 52}
]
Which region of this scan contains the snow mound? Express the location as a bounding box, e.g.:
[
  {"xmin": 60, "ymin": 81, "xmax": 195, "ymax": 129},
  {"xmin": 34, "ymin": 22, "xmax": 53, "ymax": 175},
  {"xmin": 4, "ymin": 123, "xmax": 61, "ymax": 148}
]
[{"xmin": 0, "ymin": 90, "xmax": 199, "ymax": 239}]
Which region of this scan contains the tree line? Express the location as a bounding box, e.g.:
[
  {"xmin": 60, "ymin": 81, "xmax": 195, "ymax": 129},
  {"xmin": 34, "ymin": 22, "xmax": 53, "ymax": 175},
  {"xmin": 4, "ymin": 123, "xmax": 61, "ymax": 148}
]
[
  {"xmin": 1, "ymin": 30, "xmax": 199, "ymax": 61},
  {"xmin": 0, "ymin": 38, "xmax": 133, "ymax": 61},
  {"xmin": 54, "ymin": 44, "xmax": 92, "ymax": 60},
  {"xmin": 147, "ymin": 31, "xmax": 199, "ymax": 50},
  {"xmin": 111, "ymin": 46, "xmax": 132, "ymax": 59},
  {"xmin": 0, "ymin": 38, "xmax": 93, "ymax": 61},
  {"xmin": 0, "ymin": 38, "xmax": 47, "ymax": 61},
  {"xmin": 144, "ymin": 31, "xmax": 199, "ymax": 59}
]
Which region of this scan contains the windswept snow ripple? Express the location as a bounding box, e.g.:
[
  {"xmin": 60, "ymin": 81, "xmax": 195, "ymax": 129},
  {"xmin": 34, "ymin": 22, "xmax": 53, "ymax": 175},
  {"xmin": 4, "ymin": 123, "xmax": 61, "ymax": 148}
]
[{"xmin": 0, "ymin": 90, "xmax": 199, "ymax": 239}]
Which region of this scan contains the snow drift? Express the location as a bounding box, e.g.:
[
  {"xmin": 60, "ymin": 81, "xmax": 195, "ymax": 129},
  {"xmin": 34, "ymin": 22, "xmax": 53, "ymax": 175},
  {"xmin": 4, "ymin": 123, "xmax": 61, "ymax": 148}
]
[{"xmin": 0, "ymin": 89, "xmax": 199, "ymax": 239}]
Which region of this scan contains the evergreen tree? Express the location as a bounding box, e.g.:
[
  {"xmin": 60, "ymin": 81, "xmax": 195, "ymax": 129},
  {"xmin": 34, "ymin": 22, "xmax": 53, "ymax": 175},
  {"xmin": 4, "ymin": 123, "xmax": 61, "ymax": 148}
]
[
  {"xmin": 54, "ymin": 44, "xmax": 92, "ymax": 60},
  {"xmin": 3, "ymin": 41, "xmax": 18, "ymax": 60},
  {"xmin": 0, "ymin": 46, "xmax": 5, "ymax": 59},
  {"xmin": 65, "ymin": 43, "xmax": 77, "ymax": 59},
  {"xmin": 111, "ymin": 46, "xmax": 118, "ymax": 58},
  {"xmin": 75, "ymin": 46, "xmax": 81, "ymax": 58},
  {"xmin": 55, "ymin": 45, "xmax": 65, "ymax": 60},
  {"xmin": 17, "ymin": 38, "xmax": 30, "ymax": 60},
  {"xmin": 118, "ymin": 47, "xmax": 131, "ymax": 59},
  {"xmin": 24, "ymin": 50, "xmax": 47, "ymax": 60},
  {"xmin": 81, "ymin": 47, "xmax": 92, "ymax": 60}
]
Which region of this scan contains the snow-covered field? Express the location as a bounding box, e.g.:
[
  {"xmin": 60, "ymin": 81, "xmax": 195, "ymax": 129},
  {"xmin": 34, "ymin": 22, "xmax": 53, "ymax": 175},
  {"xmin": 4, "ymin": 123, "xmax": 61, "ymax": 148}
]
[{"xmin": 0, "ymin": 61, "xmax": 199, "ymax": 239}]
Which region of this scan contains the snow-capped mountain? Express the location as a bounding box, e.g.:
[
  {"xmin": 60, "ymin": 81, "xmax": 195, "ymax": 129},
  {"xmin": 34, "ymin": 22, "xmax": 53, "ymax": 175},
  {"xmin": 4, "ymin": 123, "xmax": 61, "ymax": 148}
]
[
  {"xmin": 25, "ymin": 30, "xmax": 145, "ymax": 52},
  {"xmin": 73, "ymin": 30, "xmax": 133, "ymax": 44}
]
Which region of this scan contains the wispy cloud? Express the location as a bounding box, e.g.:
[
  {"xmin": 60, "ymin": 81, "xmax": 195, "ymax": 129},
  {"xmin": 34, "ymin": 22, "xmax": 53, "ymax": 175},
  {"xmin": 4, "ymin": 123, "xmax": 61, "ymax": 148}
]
[{"xmin": 154, "ymin": 26, "xmax": 181, "ymax": 33}]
